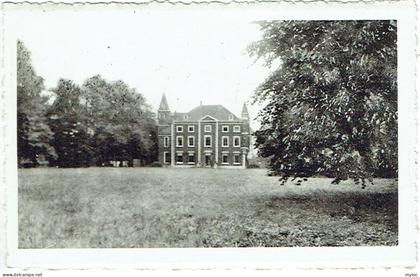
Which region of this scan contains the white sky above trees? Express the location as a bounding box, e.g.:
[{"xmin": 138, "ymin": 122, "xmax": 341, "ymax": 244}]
[{"xmin": 14, "ymin": 10, "xmax": 273, "ymax": 129}]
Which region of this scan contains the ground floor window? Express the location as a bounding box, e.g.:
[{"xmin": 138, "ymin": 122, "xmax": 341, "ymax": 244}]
[
  {"xmin": 233, "ymin": 153, "xmax": 240, "ymax": 164},
  {"xmin": 164, "ymin": 152, "xmax": 170, "ymax": 164},
  {"xmin": 188, "ymin": 152, "xmax": 195, "ymax": 164},
  {"xmin": 176, "ymin": 152, "xmax": 183, "ymax": 163},
  {"xmin": 222, "ymin": 153, "xmax": 229, "ymax": 164}
]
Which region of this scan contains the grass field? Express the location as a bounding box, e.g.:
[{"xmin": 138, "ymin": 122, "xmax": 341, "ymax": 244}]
[{"xmin": 18, "ymin": 168, "xmax": 398, "ymax": 248}]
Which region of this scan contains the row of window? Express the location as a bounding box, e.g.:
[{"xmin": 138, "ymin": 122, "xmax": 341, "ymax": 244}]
[
  {"xmin": 176, "ymin": 125, "xmax": 241, "ymax": 133},
  {"xmin": 163, "ymin": 152, "xmax": 241, "ymax": 165},
  {"xmin": 163, "ymin": 136, "xmax": 241, "ymax": 148}
]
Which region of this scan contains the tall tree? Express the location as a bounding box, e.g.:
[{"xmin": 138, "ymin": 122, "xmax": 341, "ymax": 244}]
[
  {"xmin": 248, "ymin": 21, "xmax": 397, "ymax": 186},
  {"xmin": 82, "ymin": 75, "xmax": 157, "ymax": 165},
  {"xmin": 17, "ymin": 40, "xmax": 56, "ymax": 167},
  {"xmin": 48, "ymin": 79, "xmax": 92, "ymax": 167}
]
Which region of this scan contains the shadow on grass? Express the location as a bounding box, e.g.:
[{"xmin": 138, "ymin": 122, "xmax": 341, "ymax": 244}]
[{"xmin": 246, "ymin": 190, "xmax": 398, "ymax": 247}]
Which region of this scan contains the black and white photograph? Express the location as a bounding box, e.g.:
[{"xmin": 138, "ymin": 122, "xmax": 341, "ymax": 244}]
[{"xmin": 0, "ymin": 1, "xmax": 417, "ymax": 273}]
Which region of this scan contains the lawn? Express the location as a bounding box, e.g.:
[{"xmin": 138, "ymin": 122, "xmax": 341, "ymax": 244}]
[{"xmin": 18, "ymin": 167, "xmax": 398, "ymax": 248}]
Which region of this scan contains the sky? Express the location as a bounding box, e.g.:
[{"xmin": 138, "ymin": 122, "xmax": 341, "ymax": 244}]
[{"xmin": 12, "ymin": 9, "xmax": 273, "ymax": 129}]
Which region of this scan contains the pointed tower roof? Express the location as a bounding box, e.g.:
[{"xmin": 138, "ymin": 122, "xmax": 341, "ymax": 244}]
[
  {"xmin": 241, "ymin": 102, "xmax": 249, "ymax": 119},
  {"xmin": 158, "ymin": 93, "xmax": 170, "ymax": 111}
]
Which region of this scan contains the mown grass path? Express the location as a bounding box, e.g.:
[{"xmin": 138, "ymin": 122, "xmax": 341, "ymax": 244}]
[{"xmin": 18, "ymin": 168, "xmax": 398, "ymax": 248}]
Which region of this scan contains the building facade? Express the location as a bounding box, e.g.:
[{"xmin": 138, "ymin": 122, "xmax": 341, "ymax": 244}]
[{"xmin": 157, "ymin": 94, "xmax": 251, "ymax": 168}]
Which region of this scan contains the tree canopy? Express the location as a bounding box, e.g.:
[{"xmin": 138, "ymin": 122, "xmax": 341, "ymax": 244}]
[
  {"xmin": 82, "ymin": 75, "xmax": 157, "ymax": 166},
  {"xmin": 17, "ymin": 40, "xmax": 56, "ymax": 166},
  {"xmin": 248, "ymin": 21, "xmax": 397, "ymax": 186}
]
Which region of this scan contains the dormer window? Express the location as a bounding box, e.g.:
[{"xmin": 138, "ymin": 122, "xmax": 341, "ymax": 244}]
[
  {"xmin": 229, "ymin": 115, "xmax": 234, "ymax": 121},
  {"xmin": 184, "ymin": 115, "xmax": 189, "ymax": 120}
]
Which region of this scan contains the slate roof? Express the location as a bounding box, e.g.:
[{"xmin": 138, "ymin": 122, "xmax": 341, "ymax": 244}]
[{"xmin": 175, "ymin": 105, "xmax": 239, "ymax": 121}]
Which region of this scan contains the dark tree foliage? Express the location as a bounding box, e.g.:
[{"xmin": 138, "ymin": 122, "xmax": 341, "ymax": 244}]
[
  {"xmin": 17, "ymin": 40, "xmax": 56, "ymax": 167},
  {"xmin": 47, "ymin": 76, "xmax": 157, "ymax": 167},
  {"xmin": 82, "ymin": 75, "xmax": 157, "ymax": 166},
  {"xmin": 248, "ymin": 21, "xmax": 397, "ymax": 186},
  {"xmin": 48, "ymin": 79, "xmax": 93, "ymax": 167}
]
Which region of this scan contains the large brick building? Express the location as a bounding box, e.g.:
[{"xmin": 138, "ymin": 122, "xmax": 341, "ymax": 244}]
[{"xmin": 157, "ymin": 94, "xmax": 251, "ymax": 168}]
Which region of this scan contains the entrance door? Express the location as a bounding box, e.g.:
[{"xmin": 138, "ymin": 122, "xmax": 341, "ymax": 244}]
[{"xmin": 204, "ymin": 154, "xmax": 212, "ymax": 167}]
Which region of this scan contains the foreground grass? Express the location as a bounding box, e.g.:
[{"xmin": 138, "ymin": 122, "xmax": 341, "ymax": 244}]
[{"xmin": 18, "ymin": 168, "xmax": 398, "ymax": 248}]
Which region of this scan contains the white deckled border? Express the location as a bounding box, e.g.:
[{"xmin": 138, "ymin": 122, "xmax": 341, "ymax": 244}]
[{"xmin": 0, "ymin": 0, "xmax": 417, "ymax": 271}]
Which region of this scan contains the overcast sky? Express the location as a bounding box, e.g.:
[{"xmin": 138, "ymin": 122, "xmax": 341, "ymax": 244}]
[{"xmin": 13, "ymin": 9, "xmax": 273, "ymax": 128}]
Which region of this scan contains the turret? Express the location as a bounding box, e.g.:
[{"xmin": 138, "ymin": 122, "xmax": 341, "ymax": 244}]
[
  {"xmin": 241, "ymin": 102, "xmax": 250, "ymax": 121},
  {"xmin": 158, "ymin": 93, "xmax": 171, "ymax": 125}
]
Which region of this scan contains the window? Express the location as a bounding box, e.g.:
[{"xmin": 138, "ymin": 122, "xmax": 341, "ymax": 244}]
[
  {"xmin": 176, "ymin": 136, "xmax": 183, "ymax": 147},
  {"xmin": 176, "ymin": 126, "xmax": 183, "ymax": 132},
  {"xmin": 204, "ymin": 135, "xmax": 212, "ymax": 147},
  {"xmin": 188, "ymin": 125, "xmax": 195, "ymax": 132},
  {"xmin": 222, "ymin": 126, "xmax": 229, "ymax": 132},
  {"xmin": 233, "ymin": 126, "xmax": 241, "ymax": 132},
  {"xmin": 229, "ymin": 115, "xmax": 234, "ymax": 120},
  {"xmin": 222, "ymin": 153, "xmax": 229, "ymax": 164},
  {"xmin": 222, "ymin": 136, "xmax": 229, "ymax": 147},
  {"xmin": 188, "ymin": 152, "xmax": 195, "ymax": 164},
  {"xmin": 233, "ymin": 136, "xmax": 241, "ymax": 147},
  {"xmin": 176, "ymin": 152, "xmax": 184, "ymax": 164},
  {"xmin": 188, "ymin": 136, "xmax": 195, "ymax": 147},
  {"xmin": 163, "ymin": 136, "xmax": 170, "ymax": 148},
  {"xmin": 164, "ymin": 152, "xmax": 170, "ymax": 164},
  {"xmin": 233, "ymin": 154, "xmax": 240, "ymax": 164},
  {"xmin": 204, "ymin": 125, "xmax": 212, "ymax": 132},
  {"xmin": 184, "ymin": 115, "xmax": 189, "ymax": 120}
]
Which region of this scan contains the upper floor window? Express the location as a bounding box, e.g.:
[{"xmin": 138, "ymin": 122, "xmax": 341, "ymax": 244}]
[
  {"xmin": 233, "ymin": 126, "xmax": 241, "ymax": 132},
  {"xmin": 233, "ymin": 136, "xmax": 241, "ymax": 147},
  {"xmin": 222, "ymin": 136, "xmax": 229, "ymax": 147},
  {"xmin": 222, "ymin": 126, "xmax": 229, "ymax": 132},
  {"xmin": 163, "ymin": 136, "xmax": 170, "ymax": 148},
  {"xmin": 204, "ymin": 125, "xmax": 212, "ymax": 132},
  {"xmin": 176, "ymin": 126, "xmax": 183, "ymax": 132},
  {"xmin": 204, "ymin": 135, "xmax": 212, "ymax": 147},
  {"xmin": 188, "ymin": 125, "xmax": 195, "ymax": 132},
  {"xmin": 188, "ymin": 136, "xmax": 195, "ymax": 147},
  {"xmin": 176, "ymin": 136, "xmax": 183, "ymax": 147}
]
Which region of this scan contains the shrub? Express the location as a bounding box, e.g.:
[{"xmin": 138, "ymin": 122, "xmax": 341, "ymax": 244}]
[{"xmin": 247, "ymin": 164, "xmax": 260, "ymax": 169}]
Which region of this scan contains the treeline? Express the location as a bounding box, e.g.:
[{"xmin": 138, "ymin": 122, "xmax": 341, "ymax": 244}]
[{"xmin": 17, "ymin": 40, "xmax": 157, "ymax": 168}]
